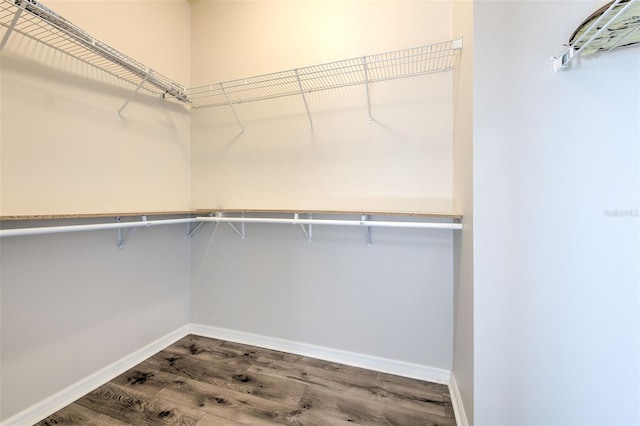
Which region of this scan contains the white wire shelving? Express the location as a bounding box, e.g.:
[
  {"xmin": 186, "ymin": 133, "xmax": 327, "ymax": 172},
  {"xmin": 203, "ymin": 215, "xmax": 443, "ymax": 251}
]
[
  {"xmin": 0, "ymin": 210, "xmax": 463, "ymax": 248},
  {"xmin": 0, "ymin": 0, "xmax": 462, "ymax": 122},
  {"xmin": 553, "ymin": 0, "xmax": 640, "ymax": 71},
  {"xmin": 188, "ymin": 37, "xmax": 463, "ymax": 130},
  {"xmin": 0, "ymin": 0, "xmax": 190, "ymax": 116}
]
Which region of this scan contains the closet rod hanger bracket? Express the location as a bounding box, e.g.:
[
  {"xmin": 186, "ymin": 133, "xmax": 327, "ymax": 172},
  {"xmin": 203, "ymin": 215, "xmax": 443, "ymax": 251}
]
[
  {"xmin": 117, "ymin": 215, "xmax": 148, "ymax": 250},
  {"xmin": 361, "ymin": 214, "xmax": 373, "ymax": 246},
  {"xmin": 294, "ymin": 213, "xmax": 312, "ymax": 242},
  {"xmin": 187, "ymin": 213, "xmax": 211, "ymax": 239},
  {"xmin": 218, "ymin": 211, "xmax": 245, "ymax": 239}
]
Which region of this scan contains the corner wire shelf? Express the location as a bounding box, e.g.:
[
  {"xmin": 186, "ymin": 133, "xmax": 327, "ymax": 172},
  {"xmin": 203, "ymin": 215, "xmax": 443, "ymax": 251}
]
[
  {"xmin": 0, "ymin": 0, "xmax": 190, "ymax": 117},
  {"xmin": 187, "ymin": 37, "xmax": 463, "ymax": 132},
  {"xmin": 553, "ymin": 0, "xmax": 640, "ymax": 71},
  {"xmin": 0, "ymin": 0, "xmax": 462, "ymax": 124}
]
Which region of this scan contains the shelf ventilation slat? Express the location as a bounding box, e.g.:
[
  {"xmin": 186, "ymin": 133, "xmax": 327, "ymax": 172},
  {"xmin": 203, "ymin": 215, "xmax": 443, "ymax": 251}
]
[
  {"xmin": 0, "ymin": 0, "xmax": 189, "ymax": 102},
  {"xmin": 188, "ymin": 37, "xmax": 463, "ymax": 109}
]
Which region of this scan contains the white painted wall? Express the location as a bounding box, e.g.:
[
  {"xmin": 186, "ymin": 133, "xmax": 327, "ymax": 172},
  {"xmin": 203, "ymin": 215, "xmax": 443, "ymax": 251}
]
[
  {"xmin": 452, "ymin": 0, "xmax": 473, "ymax": 423},
  {"xmin": 473, "ymin": 1, "xmax": 640, "ymax": 424},
  {"xmin": 0, "ymin": 219, "xmax": 191, "ymax": 421},
  {"xmin": 0, "ymin": 0, "xmax": 191, "ymax": 216},
  {"xmin": 190, "ymin": 1, "xmax": 453, "ymax": 85},
  {"xmin": 190, "ymin": 0, "xmax": 455, "ymax": 213}
]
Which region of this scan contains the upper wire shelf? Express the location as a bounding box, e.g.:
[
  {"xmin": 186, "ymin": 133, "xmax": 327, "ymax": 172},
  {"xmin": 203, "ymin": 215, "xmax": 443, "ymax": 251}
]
[
  {"xmin": 0, "ymin": 0, "xmax": 461, "ymax": 122},
  {"xmin": 0, "ymin": 0, "xmax": 189, "ymax": 102},
  {"xmin": 553, "ymin": 0, "xmax": 640, "ymax": 71},
  {"xmin": 188, "ymin": 38, "xmax": 463, "ymax": 109}
]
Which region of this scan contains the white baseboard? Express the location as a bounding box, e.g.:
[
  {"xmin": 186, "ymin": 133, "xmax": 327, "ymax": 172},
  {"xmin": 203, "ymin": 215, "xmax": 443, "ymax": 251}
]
[
  {"xmin": 2, "ymin": 323, "xmax": 453, "ymax": 425},
  {"xmin": 448, "ymin": 372, "xmax": 470, "ymax": 426},
  {"xmin": 190, "ymin": 323, "xmax": 451, "ymax": 384},
  {"xmin": 0, "ymin": 325, "xmax": 191, "ymax": 426}
]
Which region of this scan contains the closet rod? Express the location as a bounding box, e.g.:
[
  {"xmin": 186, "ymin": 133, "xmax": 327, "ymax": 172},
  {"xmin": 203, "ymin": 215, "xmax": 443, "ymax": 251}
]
[
  {"xmin": 0, "ymin": 217, "xmax": 198, "ymax": 238},
  {"xmin": 0, "ymin": 214, "xmax": 461, "ymax": 237},
  {"xmin": 196, "ymin": 216, "xmax": 463, "ymax": 230}
]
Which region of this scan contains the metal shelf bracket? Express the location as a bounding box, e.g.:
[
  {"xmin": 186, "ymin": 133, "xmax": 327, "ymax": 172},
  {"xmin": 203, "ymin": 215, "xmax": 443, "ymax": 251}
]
[
  {"xmin": 294, "ymin": 69, "xmax": 314, "ymax": 130},
  {"xmin": 220, "ymin": 83, "xmax": 246, "ymax": 135},
  {"xmin": 117, "ymin": 215, "xmax": 148, "ymax": 250},
  {"xmin": 361, "ymin": 215, "xmax": 372, "ymax": 246},
  {"xmin": 116, "ymin": 73, "xmax": 149, "ymax": 119},
  {"xmin": 187, "ymin": 213, "xmax": 211, "ymax": 239},
  {"xmin": 363, "ymin": 56, "xmax": 373, "ymax": 123},
  {"xmin": 218, "ymin": 211, "xmax": 245, "ymax": 239},
  {"xmin": 294, "ymin": 213, "xmax": 312, "ymax": 242}
]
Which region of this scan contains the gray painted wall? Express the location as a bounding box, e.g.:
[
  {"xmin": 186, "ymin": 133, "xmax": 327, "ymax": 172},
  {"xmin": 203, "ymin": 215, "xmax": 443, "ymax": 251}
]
[
  {"xmin": 473, "ymin": 1, "xmax": 640, "ymax": 424},
  {"xmin": 191, "ymin": 217, "xmax": 455, "ymax": 369},
  {"xmin": 0, "ymin": 220, "xmax": 191, "ymax": 421}
]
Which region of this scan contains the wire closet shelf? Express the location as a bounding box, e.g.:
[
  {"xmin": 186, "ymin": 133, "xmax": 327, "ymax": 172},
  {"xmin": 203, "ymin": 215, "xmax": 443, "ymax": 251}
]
[
  {"xmin": 553, "ymin": 0, "xmax": 640, "ymax": 71},
  {"xmin": 188, "ymin": 37, "xmax": 463, "ymax": 109},
  {"xmin": 0, "ymin": 0, "xmax": 188, "ymax": 102}
]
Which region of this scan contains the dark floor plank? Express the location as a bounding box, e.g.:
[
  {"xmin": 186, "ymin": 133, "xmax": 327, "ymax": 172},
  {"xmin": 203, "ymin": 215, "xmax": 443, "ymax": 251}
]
[
  {"xmin": 376, "ymin": 371, "xmax": 449, "ymax": 392},
  {"xmin": 110, "ymin": 366, "xmax": 183, "ymax": 397},
  {"xmin": 295, "ymin": 386, "xmax": 456, "ymax": 426},
  {"xmin": 195, "ymin": 413, "xmax": 250, "ymax": 426},
  {"xmin": 219, "ymin": 340, "xmax": 305, "ymax": 364},
  {"xmin": 142, "ymin": 350, "xmax": 249, "ymax": 383},
  {"xmin": 167, "ymin": 335, "xmax": 276, "ymax": 367},
  {"xmin": 248, "ymin": 356, "xmax": 379, "ymax": 392},
  {"xmin": 36, "ymin": 403, "xmax": 129, "ymax": 426},
  {"xmin": 157, "ymin": 377, "xmax": 304, "ymax": 425},
  {"xmin": 166, "ymin": 335, "xmax": 229, "ymax": 359},
  {"xmin": 443, "ymin": 393, "xmax": 455, "ymax": 418},
  {"xmin": 75, "ymin": 382, "xmax": 205, "ymax": 426},
  {"xmin": 278, "ymin": 354, "xmax": 378, "ymax": 379},
  {"xmin": 248, "ymin": 356, "xmax": 447, "ymax": 417},
  {"xmin": 143, "ymin": 350, "xmax": 307, "ymax": 408}
]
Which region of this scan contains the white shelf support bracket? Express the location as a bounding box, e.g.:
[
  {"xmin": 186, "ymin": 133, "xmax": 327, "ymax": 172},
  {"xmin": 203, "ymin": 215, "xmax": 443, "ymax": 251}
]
[
  {"xmin": 219, "ymin": 212, "xmax": 245, "ymax": 239},
  {"xmin": 452, "ymin": 37, "xmax": 464, "ymax": 50},
  {"xmin": 361, "ymin": 215, "xmax": 372, "ymax": 246},
  {"xmin": 553, "ymin": 48, "xmax": 574, "ymax": 72},
  {"xmin": 116, "ymin": 73, "xmax": 149, "ymax": 119},
  {"xmin": 363, "ymin": 56, "xmax": 373, "ymax": 123},
  {"xmin": 0, "ymin": 2, "xmax": 23, "ymax": 52},
  {"xmin": 294, "ymin": 213, "xmax": 312, "ymax": 243},
  {"xmin": 116, "ymin": 216, "xmax": 147, "ymax": 250},
  {"xmin": 294, "ymin": 69, "xmax": 314, "ymax": 130},
  {"xmin": 220, "ymin": 82, "xmax": 246, "ymax": 135},
  {"xmin": 187, "ymin": 213, "xmax": 211, "ymax": 239}
]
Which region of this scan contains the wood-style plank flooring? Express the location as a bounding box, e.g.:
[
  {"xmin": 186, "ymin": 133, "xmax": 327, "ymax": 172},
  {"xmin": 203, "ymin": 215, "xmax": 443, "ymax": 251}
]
[{"xmin": 36, "ymin": 335, "xmax": 456, "ymax": 425}]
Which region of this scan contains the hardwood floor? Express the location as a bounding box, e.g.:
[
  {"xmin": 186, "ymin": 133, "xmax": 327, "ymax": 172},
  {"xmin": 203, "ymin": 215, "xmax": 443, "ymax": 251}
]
[{"xmin": 36, "ymin": 335, "xmax": 456, "ymax": 426}]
